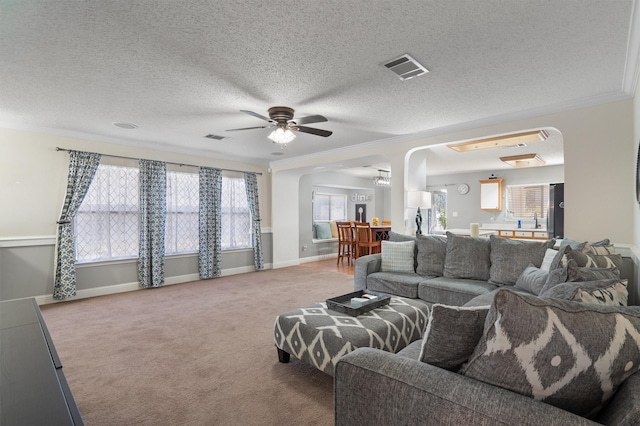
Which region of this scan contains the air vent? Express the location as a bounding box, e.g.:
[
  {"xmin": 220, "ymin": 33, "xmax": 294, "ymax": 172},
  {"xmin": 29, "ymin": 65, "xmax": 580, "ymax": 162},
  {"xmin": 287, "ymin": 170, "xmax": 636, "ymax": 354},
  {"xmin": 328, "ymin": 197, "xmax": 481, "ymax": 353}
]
[
  {"xmin": 382, "ymin": 54, "xmax": 429, "ymax": 81},
  {"xmin": 205, "ymin": 134, "xmax": 227, "ymax": 140}
]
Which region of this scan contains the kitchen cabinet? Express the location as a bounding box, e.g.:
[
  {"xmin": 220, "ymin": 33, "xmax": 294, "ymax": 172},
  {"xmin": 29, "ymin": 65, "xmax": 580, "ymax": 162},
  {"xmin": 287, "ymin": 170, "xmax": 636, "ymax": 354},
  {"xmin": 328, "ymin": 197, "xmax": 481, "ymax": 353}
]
[
  {"xmin": 479, "ymin": 178, "xmax": 503, "ymax": 210},
  {"xmin": 495, "ymin": 229, "xmax": 548, "ymax": 240}
]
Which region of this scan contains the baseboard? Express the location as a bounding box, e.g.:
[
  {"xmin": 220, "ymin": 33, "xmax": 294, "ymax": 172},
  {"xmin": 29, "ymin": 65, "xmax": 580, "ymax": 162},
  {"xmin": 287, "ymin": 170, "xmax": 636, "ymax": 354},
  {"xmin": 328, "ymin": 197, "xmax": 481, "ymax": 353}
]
[
  {"xmin": 299, "ymin": 253, "xmax": 339, "ymax": 263},
  {"xmin": 34, "ymin": 263, "xmax": 273, "ymax": 305}
]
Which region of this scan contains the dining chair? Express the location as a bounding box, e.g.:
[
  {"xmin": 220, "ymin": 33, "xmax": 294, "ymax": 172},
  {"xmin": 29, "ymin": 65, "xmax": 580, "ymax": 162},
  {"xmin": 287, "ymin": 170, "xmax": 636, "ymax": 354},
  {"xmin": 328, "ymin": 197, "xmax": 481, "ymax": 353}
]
[
  {"xmin": 354, "ymin": 222, "xmax": 381, "ymax": 258},
  {"xmin": 336, "ymin": 221, "xmax": 356, "ymax": 265}
]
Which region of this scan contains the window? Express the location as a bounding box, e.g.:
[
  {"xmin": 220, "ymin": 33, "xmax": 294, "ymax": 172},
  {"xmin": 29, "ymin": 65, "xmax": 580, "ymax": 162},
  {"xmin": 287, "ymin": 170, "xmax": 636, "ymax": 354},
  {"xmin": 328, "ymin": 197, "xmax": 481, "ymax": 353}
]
[
  {"xmin": 76, "ymin": 165, "xmax": 254, "ymax": 263},
  {"xmin": 221, "ymin": 177, "xmax": 252, "ymax": 249},
  {"xmin": 313, "ymin": 193, "xmax": 347, "ymax": 222},
  {"xmin": 165, "ymin": 171, "xmax": 199, "ymax": 254},
  {"xmin": 75, "ymin": 165, "xmax": 140, "ymax": 262},
  {"xmin": 506, "ymin": 184, "xmax": 549, "ymax": 220}
]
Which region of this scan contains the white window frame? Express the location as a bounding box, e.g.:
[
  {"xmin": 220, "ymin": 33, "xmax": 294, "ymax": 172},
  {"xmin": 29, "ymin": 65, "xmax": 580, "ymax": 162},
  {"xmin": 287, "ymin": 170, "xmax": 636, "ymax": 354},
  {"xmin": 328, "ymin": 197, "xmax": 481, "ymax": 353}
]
[
  {"xmin": 312, "ymin": 192, "xmax": 347, "ymax": 223},
  {"xmin": 505, "ymin": 183, "xmax": 549, "ymax": 221},
  {"xmin": 75, "ymin": 166, "xmax": 254, "ymax": 264}
]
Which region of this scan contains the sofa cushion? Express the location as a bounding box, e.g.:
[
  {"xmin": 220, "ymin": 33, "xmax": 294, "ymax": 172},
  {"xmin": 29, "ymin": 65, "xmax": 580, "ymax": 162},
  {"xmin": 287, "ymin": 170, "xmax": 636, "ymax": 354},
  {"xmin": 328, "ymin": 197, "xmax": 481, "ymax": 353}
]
[
  {"xmin": 463, "ymin": 287, "xmax": 533, "ymax": 307},
  {"xmin": 366, "ymin": 272, "xmax": 423, "ymax": 298},
  {"xmin": 381, "ymin": 240, "xmax": 415, "ymax": 273},
  {"xmin": 419, "ymin": 304, "xmax": 489, "ymax": 371},
  {"xmin": 415, "ymin": 234, "xmax": 447, "ymax": 277},
  {"xmin": 443, "ymin": 232, "xmax": 491, "ymax": 281},
  {"xmin": 461, "ymin": 289, "xmax": 640, "ymax": 418},
  {"xmin": 541, "ymin": 279, "xmax": 629, "ymax": 306},
  {"xmin": 489, "ymin": 235, "xmax": 555, "ymax": 286},
  {"xmin": 418, "ymin": 277, "xmax": 498, "ymax": 306}
]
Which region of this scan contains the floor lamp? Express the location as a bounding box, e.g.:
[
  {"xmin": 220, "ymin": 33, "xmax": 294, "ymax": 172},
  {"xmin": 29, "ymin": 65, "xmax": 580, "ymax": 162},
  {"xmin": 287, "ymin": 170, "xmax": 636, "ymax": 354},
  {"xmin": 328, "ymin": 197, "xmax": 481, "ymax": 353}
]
[{"xmin": 408, "ymin": 191, "xmax": 431, "ymax": 235}]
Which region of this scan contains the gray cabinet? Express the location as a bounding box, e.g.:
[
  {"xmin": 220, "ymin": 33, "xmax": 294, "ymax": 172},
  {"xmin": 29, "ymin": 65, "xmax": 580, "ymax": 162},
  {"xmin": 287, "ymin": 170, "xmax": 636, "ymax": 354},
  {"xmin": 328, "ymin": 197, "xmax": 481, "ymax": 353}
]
[{"xmin": 0, "ymin": 298, "xmax": 83, "ymax": 425}]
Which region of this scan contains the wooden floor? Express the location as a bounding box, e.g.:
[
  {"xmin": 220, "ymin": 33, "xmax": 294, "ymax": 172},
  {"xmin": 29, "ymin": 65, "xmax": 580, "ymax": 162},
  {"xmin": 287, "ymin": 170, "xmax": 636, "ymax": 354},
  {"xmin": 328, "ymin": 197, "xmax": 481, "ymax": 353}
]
[{"xmin": 300, "ymin": 258, "xmax": 355, "ymax": 276}]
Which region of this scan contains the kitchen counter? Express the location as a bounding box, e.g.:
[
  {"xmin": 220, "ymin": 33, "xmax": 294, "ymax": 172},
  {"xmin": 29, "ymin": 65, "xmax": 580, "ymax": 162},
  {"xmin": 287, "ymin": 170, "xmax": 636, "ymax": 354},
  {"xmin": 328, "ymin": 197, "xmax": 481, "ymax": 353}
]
[{"xmin": 480, "ymin": 226, "xmax": 548, "ymax": 240}]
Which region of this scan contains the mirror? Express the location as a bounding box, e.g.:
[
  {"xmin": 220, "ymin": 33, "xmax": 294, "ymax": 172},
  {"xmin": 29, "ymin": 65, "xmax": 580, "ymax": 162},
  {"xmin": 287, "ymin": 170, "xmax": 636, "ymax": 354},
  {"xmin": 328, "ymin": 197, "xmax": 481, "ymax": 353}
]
[{"xmin": 479, "ymin": 178, "xmax": 503, "ymax": 210}]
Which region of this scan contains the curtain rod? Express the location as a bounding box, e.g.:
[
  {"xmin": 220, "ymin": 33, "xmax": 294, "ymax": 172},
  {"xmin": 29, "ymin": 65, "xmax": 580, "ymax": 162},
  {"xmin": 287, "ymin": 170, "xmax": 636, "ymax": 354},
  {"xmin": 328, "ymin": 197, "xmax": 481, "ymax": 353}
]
[{"xmin": 55, "ymin": 147, "xmax": 262, "ymax": 175}]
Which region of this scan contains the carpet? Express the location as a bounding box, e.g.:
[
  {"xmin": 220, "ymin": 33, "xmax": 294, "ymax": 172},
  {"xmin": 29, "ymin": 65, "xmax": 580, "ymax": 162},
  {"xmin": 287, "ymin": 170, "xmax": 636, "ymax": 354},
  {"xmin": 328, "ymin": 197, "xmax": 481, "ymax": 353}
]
[{"xmin": 41, "ymin": 266, "xmax": 354, "ymax": 425}]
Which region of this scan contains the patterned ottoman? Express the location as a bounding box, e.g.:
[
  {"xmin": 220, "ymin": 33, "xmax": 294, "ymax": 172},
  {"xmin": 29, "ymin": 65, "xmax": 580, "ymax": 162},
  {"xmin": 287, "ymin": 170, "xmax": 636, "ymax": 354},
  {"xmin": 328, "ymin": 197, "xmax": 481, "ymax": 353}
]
[{"xmin": 274, "ymin": 297, "xmax": 430, "ymax": 376}]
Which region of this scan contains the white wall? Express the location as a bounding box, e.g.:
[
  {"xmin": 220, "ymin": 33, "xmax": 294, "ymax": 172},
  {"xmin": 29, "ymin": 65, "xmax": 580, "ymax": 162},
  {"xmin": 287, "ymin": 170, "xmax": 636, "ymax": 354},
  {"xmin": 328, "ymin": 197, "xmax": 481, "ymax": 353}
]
[
  {"xmin": 270, "ymin": 99, "xmax": 635, "ymax": 267},
  {"xmin": 0, "ymin": 127, "xmax": 271, "ymax": 237},
  {"xmin": 0, "ymin": 126, "xmax": 272, "ymax": 302},
  {"xmin": 426, "ymin": 165, "xmax": 564, "ymax": 230}
]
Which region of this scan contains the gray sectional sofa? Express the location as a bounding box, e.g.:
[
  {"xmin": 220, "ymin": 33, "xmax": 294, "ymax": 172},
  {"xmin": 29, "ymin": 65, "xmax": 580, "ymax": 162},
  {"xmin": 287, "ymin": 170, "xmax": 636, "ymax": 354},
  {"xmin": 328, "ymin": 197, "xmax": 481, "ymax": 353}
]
[{"xmin": 336, "ymin": 232, "xmax": 640, "ymax": 425}]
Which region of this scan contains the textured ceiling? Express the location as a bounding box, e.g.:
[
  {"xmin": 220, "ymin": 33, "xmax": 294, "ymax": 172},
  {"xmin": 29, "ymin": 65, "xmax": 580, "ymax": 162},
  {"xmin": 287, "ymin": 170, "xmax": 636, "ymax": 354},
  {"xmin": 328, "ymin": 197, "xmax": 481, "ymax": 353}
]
[{"xmin": 0, "ymin": 1, "xmax": 637, "ymax": 175}]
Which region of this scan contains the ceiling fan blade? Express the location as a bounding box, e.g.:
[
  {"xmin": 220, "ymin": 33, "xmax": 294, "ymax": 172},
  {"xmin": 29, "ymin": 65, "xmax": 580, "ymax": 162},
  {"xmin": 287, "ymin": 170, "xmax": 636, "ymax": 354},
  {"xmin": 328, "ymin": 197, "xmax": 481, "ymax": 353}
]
[
  {"xmin": 295, "ymin": 126, "xmax": 333, "ymax": 137},
  {"xmin": 226, "ymin": 125, "xmax": 271, "ymax": 131},
  {"xmin": 240, "ymin": 110, "xmax": 271, "ymax": 122},
  {"xmin": 294, "ymin": 114, "xmax": 328, "ymax": 125}
]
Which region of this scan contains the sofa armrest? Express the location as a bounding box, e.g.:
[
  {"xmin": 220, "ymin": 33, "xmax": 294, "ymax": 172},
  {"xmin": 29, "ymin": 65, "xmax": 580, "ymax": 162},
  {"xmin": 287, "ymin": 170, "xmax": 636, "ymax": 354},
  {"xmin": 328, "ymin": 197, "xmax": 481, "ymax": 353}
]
[
  {"xmin": 354, "ymin": 254, "xmax": 382, "ymax": 291},
  {"xmin": 335, "ymin": 348, "xmax": 598, "ymax": 426},
  {"xmin": 596, "ymin": 370, "xmax": 640, "ymax": 425}
]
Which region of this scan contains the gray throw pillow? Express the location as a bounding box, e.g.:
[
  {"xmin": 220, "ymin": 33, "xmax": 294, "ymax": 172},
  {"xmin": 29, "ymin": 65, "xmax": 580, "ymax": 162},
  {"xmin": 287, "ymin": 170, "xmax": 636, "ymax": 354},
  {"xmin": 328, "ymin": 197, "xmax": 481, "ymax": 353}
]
[
  {"xmin": 419, "ymin": 304, "xmax": 489, "ymax": 371},
  {"xmin": 380, "ymin": 240, "xmax": 415, "ymax": 273},
  {"xmin": 574, "ymin": 267, "xmax": 620, "ymax": 281},
  {"xmin": 415, "ymin": 234, "xmax": 447, "ymax": 277},
  {"xmin": 565, "ymin": 248, "xmax": 623, "ymax": 270},
  {"xmin": 538, "ymin": 259, "xmax": 579, "ymax": 295},
  {"xmin": 489, "ymin": 235, "xmax": 556, "ymax": 286},
  {"xmin": 541, "ymin": 279, "xmax": 629, "ymax": 306},
  {"xmin": 443, "ymin": 232, "xmax": 491, "ymax": 281},
  {"xmin": 514, "ymin": 264, "xmax": 548, "ymax": 295},
  {"xmin": 558, "ymin": 238, "xmax": 587, "ymax": 252},
  {"xmin": 461, "ymin": 289, "xmax": 640, "ymax": 418}
]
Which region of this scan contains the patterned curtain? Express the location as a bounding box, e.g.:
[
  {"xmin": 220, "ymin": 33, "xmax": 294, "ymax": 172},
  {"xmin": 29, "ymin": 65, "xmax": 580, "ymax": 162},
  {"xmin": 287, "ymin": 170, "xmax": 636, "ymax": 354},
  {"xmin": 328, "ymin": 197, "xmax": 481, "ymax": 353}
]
[
  {"xmin": 53, "ymin": 151, "xmax": 101, "ymax": 300},
  {"xmin": 244, "ymin": 172, "xmax": 264, "ymax": 270},
  {"xmin": 198, "ymin": 167, "xmax": 223, "ymax": 279},
  {"xmin": 138, "ymin": 159, "xmax": 166, "ymax": 288}
]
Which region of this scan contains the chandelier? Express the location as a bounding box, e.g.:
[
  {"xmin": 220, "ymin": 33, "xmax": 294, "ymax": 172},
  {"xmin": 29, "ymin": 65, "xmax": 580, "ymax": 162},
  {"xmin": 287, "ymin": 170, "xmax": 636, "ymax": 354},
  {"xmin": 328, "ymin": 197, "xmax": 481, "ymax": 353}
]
[{"xmin": 373, "ymin": 169, "xmax": 391, "ymax": 186}]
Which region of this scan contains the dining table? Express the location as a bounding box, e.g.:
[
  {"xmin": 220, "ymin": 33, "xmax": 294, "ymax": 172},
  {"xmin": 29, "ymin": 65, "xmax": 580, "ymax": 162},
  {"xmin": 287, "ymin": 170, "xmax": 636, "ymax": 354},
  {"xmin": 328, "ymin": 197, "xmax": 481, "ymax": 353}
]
[{"xmin": 370, "ymin": 225, "xmax": 392, "ymax": 241}]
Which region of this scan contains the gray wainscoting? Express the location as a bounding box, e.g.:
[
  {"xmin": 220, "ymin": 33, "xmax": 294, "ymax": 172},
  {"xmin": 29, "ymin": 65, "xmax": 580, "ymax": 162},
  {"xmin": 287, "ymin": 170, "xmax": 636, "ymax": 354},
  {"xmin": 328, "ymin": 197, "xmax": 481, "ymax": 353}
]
[{"xmin": 0, "ymin": 233, "xmax": 273, "ymax": 303}]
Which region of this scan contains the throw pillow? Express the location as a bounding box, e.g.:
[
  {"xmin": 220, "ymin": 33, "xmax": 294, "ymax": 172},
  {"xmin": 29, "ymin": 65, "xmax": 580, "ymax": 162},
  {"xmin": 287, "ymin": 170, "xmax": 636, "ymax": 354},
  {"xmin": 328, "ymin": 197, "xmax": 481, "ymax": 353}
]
[
  {"xmin": 415, "ymin": 234, "xmax": 447, "ymax": 277},
  {"xmin": 380, "ymin": 240, "xmax": 415, "ymax": 273},
  {"xmin": 540, "ymin": 248, "xmax": 558, "ymax": 271},
  {"xmin": 574, "ymin": 267, "xmax": 620, "ymax": 281},
  {"xmin": 558, "ymin": 238, "xmax": 587, "ymax": 252},
  {"xmin": 419, "ymin": 304, "xmax": 490, "ymax": 371},
  {"xmin": 489, "ymin": 235, "xmax": 555, "ymax": 286},
  {"xmin": 541, "ymin": 279, "xmax": 629, "ymax": 306},
  {"xmin": 443, "ymin": 232, "xmax": 491, "ymax": 281},
  {"xmin": 565, "ymin": 248, "xmax": 623, "ymax": 270},
  {"xmin": 314, "ymin": 223, "xmax": 332, "ymax": 239},
  {"xmin": 389, "ymin": 231, "xmax": 418, "ymax": 270},
  {"xmin": 538, "ymin": 259, "xmax": 579, "ymax": 295},
  {"xmin": 514, "ymin": 264, "xmax": 548, "ymax": 295},
  {"xmin": 584, "ymin": 243, "xmax": 616, "ymax": 255},
  {"xmin": 330, "ymin": 221, "xmax": 339, "ymax": 238},
  {"xmin": 460, "ymin": 289, "xmax": 640, "ymax": 418}
]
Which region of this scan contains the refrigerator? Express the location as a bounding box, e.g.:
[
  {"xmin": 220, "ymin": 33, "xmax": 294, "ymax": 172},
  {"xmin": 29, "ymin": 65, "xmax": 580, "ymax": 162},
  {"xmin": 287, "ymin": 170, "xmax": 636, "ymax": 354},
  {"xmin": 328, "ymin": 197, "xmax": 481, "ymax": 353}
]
[{"xmin": 547, "ymin": 183, "xmax": 564, "ymax": 239}]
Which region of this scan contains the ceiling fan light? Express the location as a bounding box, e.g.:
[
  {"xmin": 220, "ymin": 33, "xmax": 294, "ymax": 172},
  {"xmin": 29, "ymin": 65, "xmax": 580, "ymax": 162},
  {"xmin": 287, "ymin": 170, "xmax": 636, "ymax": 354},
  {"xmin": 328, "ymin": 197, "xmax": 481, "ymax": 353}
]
[{"xmin": 268, "ymin": 128, "xmax": 296, "ymax": 144}]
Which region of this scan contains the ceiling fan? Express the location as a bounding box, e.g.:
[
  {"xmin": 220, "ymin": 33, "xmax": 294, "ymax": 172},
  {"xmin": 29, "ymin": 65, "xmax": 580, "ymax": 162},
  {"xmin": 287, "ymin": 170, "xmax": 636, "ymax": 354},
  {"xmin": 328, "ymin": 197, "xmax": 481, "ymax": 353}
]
[{"xmin": 226, "ymin": 106, "xmax": 332, "ymax": 144}]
